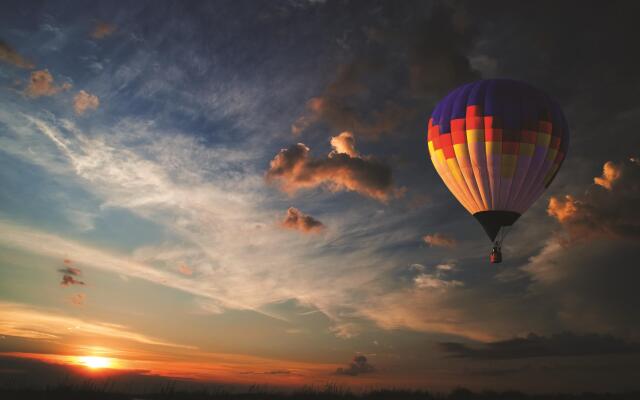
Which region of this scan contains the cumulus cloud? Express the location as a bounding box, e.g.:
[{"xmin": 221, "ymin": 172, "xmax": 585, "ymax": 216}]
[
  {"xmin": 329, "ymin": 131, "xmax": 358, "ymax": 157},
  {"xmin": 73, "ymin": 90, "xmax": 100, "ymax": 115},
  {"xmin": 266, "ymin": 133, "xmax": 398, "ymax": 202},
  {"xmin": 439, "ymin": 332, "xmax": 640, "ymax": 360},
  {"xmin": 281, "ymin": 207, "xmax": 324, "ymax": 233},
  {"xmin": 91, "ymin": 22, "xmax": 116, "ymax": 39},
  {"xmin": 547, "ymin": 195, "xmax": 578, "ymax": 224},
  {"xmin": 423, "ymin": 233, "xmax": 457, "ymax": 248},
  {"xmin": 335, "ymin": 354, "xmax": 375, "ymax": 376},
  {"xmin": 25, "ymin": 70, "xmax": 71, "ymax": 98},
  {"xmin": 593, "ymin": 161, "xmax": 622, "ymax": 190},
  {"xmin": 0, "ymin": 39, "xmax": 35, "ymax": 69},
  {"xmin": 547, "ymin": 159, "xmax": 640, "ymax": 241}
]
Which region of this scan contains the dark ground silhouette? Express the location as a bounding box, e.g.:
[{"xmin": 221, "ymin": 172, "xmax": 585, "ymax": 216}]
[{"xmin": 0, "ymin": 383, "xmax": 639, "ymax": 400}]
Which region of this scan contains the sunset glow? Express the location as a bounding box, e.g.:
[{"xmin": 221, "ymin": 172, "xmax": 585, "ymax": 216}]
[{"xmin": 77, "ymin": 356, "xmax": 112, "ymax": 370}]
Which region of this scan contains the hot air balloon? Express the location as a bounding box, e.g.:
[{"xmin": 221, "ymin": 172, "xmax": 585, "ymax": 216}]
[{"xmin": 427, "ymin": 79, "xmax": 569, "ymax": 263}]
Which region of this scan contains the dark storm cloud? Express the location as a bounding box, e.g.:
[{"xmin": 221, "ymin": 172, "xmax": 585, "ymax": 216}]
[
  {"xmin": 0, "ymin": 39, "xmax": 34, "ymax": 69},
  {"xmin": 465, "ymin": 0, "xmax": 640, "ymax": 160},
  {"xmin": 335, "ymin": 354, "xmax": 375, "ymax": 376},
  {"xmin": 292, "ymin": 2, "xmax": 479, "ymax": 138},
  {"xmin": 266, "ymin": 134, "xmax": 399, "ymax": 202},
  {"xmin": 519, "ymin": 160, "xmax": 640, "ymax": 335},
  {"xmin": 440, "ymin": 332, "xmax": 640, "ymax": 360},
  {"xmin": 281, "ymin": 207, "xmax": 325, "ymax": 233}
]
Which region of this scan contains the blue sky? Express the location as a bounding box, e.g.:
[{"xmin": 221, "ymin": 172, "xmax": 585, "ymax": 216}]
[{"xmin": 1, "ymin": 0, "xmax": 640, "ymax": 393}]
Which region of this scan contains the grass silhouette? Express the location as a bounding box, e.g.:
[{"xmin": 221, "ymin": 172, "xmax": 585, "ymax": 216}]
[{"xmin": 1, "ymin": 382, "xmax": 639, "ymax": 400}]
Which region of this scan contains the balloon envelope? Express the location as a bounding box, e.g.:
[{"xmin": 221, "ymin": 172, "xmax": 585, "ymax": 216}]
[{"xmin": 427, "ymin": 79, "xmax": 569, "ymax": 241}]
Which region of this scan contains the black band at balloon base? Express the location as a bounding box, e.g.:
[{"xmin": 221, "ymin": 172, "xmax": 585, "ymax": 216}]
[{"xmin": 473, "ymin": 210, "xmax": 521, "ymax": 242}]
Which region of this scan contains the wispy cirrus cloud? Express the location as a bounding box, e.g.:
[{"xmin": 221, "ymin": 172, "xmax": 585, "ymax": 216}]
[
  {"xmin": 0, "ymin": 301, "xmax": 194, "ymax": 348},
  {"xmin": 0, "ymin": 112, "xmax": 403, "ymax": 333}
]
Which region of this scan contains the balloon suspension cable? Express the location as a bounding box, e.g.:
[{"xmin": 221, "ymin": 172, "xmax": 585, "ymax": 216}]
[{"xmin": 495, "ymin": 225, "xmax": 512, "ymax": 248}]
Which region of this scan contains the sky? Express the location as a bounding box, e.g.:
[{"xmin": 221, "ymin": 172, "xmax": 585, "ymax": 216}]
[{"xmin": 1, "ymin": 0, "xmax": 640, "ymax": 393}]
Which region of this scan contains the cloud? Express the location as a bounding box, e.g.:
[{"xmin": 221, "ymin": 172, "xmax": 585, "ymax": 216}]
[
  {"xmin": 435, "ymin": 263, "xmax": 455, "ymax": 271},
  {"xmin": 401, "ymin": 3, "xmax": 479, "ymax": 97},
  {"xmin": 281, "ymin": 207, "xmax": 324, "ymax": 233},
  {"xmin": 0, "ymin": 39, "xmax": 35, "ymax": 69},
  {"xmin": 291, "ymin": 3, "xmax": 478, "ymax": 138},
  {"xmin": 414, "ymin": 273, "xmax": 463, "ymax": 290},
  {"xmin": 439, "ymin": 332, "xmax": 640, "ymax": 360},
  {"xmin": 329, "ymin": 322, "xmax": 362, "ymax": 339},
  {"xmin": 239, "ymin": 369, "xmax": 292, "ymax": 375},
  {"xmin": 0, "ymin": 301, "xmax": 194, "ymax": 348},
  {"xmin": 291, "ymin": 93, "xmax": 414, "ymax": 139},
  {"xmin": 69, "ymin": 293, "xmax": 86, "ymax": 306},
  {"xmin": 422, "ymin": 233, "xmax": 457, "ymax": 248},
  {"xmin": 91, "ymin": 22, "xmax": 116, "ymax": 39},
  {"xmin": 60, "ymin": 275, "xmax": 85, "ymax": 286},
  {"xmin": 593, "ymin": 161, "xmax": 622, "ymax": 190},
  {"xmin": 25, "ymin": 70, "xmax": 71, "ymax": 98},
  {"xmin": 547, "ymin": 195, "xmax": 578, "ymax": 224},
  {"xmin": 178, "ymin": 264, "xmax": 193, "ymax": 276},
  {"xmin": 335, "ymin": 354, "xmax": 375, "ymax": 376},
  {"xmin": 329, "ymin": 131, "xmax": 358, "ymax": 157},
  {"xmin": 73, "ymin": 90, "xmax": 100, "ymax": 115},
  {"xmin": 516, "ymin": 159, "xmax": 640, "ymax": 336},
  {"xmin": 58, "ymin": 266, "xmax": 85, "ymax": 286},
  {"xmin": 547, "ymin": 159, "xmax": 640, "ymax": 241},
  {"xmin": 58, "ymin": 266, "xmax": 81, "ymax": 276},
  {"xmin": 0, "ymin": 110, "xmax": 478, "ymax": 342},
  {"xmin": 266, "ymin": 134, "xmax": 398, "ymax": 202}
]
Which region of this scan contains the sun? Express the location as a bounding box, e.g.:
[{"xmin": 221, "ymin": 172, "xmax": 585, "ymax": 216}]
[{"xmin": 78, "ymin": 356, "xmax": 112, "ymax": 369}]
